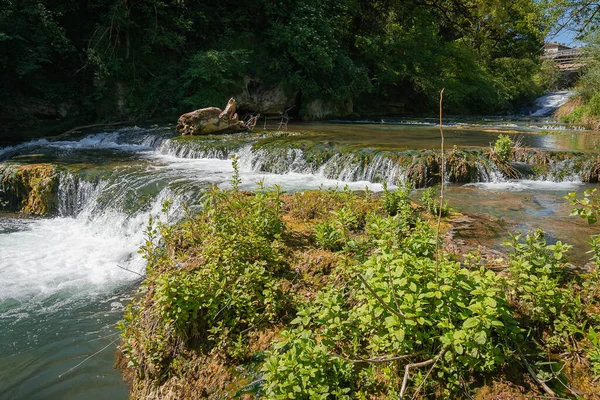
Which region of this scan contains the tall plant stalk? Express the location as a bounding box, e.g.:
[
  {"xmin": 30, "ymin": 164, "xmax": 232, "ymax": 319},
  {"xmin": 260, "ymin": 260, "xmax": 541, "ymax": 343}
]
[{"xmin": 435, "ymin": 88, "xmax": 445, "ymax": 282}]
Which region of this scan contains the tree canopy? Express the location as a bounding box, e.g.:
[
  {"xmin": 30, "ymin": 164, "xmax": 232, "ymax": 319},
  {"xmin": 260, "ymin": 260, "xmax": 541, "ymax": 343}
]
[{"xmin": 0, "ymin": 0, "xmax": 550, "ymax": 139}]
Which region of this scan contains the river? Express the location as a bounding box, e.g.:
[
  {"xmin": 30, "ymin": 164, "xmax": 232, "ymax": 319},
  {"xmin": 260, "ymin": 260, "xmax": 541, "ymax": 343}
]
[{"xmin": 1, "ymin": 95, "xmax": 598, "ymax": 399}]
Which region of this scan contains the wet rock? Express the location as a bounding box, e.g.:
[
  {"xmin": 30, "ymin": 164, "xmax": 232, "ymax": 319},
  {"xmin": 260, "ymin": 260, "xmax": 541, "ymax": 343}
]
[
  {"xmin": 176, "ymin": 98, "xmax": 247, "ymax": 136},
  {"xmin": 0, "ymin": 163, "xmax": 59, "ymax": 215}
]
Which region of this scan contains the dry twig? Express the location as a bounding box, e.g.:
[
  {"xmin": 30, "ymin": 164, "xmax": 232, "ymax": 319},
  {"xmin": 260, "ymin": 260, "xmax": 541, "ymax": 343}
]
[
  {"xmin": 435, "ymin": 88, "xmax": 445, "ymax": 282},
  {"xmin": 400, "ymin": 348, "xmax": 446, "ymax": 399},
  {"xmin": 519, "ymin": 351, "xmax": 558, "ymax": 398},
  {"xmin": 357, "ymin": 273, "xmax": 407, "ymax": 319}
]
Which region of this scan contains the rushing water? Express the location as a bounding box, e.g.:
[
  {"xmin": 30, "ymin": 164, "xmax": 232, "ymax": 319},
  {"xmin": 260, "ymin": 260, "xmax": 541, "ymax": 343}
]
[
  {"xmin": 530, "ymin": 90, "xmax": 573, "ymax": 117},
  {"xmin": 1, "ymin": 110, "xmax": 598, "ymax": 398}
]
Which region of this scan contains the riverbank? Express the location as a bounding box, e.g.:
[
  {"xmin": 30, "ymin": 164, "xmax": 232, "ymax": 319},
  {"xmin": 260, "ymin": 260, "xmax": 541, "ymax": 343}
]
[
  {"xmin": 116, "ymin": 175, "xmax": 600, "ymax": 399},
  {"xmin": 557, "ymin": 97, "xmax": 600, "ymax": 130}
]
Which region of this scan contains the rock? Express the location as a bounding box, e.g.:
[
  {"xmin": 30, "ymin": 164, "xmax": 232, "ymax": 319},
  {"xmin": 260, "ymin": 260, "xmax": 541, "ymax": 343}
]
[
  {"xmin": 0, "ymin": 163, "xmax": 59, "ymax": 215},
  {"xmin": 236, "ymin": 79, "xmax": 298, "ymax": 116},
  {"xmin": 304, "ymin": 97, "xmax": 353, "ymax": 120},
  {"xmin": 176, "ymin": 98, "xmax": 247, "ymax": 136}
]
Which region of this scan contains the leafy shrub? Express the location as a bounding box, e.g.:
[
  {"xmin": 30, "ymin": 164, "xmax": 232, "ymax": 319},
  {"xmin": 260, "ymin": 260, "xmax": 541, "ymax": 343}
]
[
  {"xmin": 420, "ymin": 187, "xmax": 449, "ymax": 217},
  {"xmin": 382, "ymin": 181, "xmax": 411, "ymax": 216},
  {"xmin": 588, "ymin": 92, "xmax": 600, "ymax": 117},
  {"xmin": 566, "ymin": 188, "xmax": 600, "ymax": 225},
  {"xmin": 504, "ymin": 229, "xmax": 571, "ymax": 323},
  {"xmin": 493, "ymin": 134, "xmax": 513, "ymax": 163},
  {"xmin": 587, "ymin": 327, "xmax": 600, "ymax": 380},
  {"xmin": 559, "ymin": 104, "xmax": 587, "ymax": 124},
  {"xmin": 314, "ymin": 221, "xmax": 344, "ymax": 252},
  {"xmin": 118, "ymin": 157, "xmax": 290, "ymax": 378},
  {"xmin": 262, "ymin": 330, "xmax": 354, "ymax": 399},
  {"xmin": 365, "ymin": 208, "xmax": 413, "ymax": 251},
  {"xmin": 263, "ymin": 216, "xmax": 521, "ymax": 397}
]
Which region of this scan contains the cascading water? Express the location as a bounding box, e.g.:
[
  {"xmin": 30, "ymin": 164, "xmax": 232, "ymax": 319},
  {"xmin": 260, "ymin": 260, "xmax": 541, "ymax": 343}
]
[
  {"xmin": 530, "ymin": 90, "xmax": 573, "ymax": 117},
  {"xmin": 0, "ymin": 127, "xmax": 395, "ymax": 400}
]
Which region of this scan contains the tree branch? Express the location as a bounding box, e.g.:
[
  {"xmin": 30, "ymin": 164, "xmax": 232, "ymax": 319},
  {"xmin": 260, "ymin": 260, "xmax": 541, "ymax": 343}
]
[
  {"xmin": 519, "ymin": 351, "xmax": 558, "ymax": 398},
  {"xmin": 357, "ymin": 273, "xmax": 408, "ymax": 319},
  {"xmin": 400, "ymin": 348, "xmax": 446, "ymax": 399}
]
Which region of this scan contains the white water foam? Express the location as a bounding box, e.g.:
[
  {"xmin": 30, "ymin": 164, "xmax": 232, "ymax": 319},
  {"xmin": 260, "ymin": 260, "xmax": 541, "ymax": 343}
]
[
  {"xmin": 467, "ymin": 180, "xmax": 583, "ymax": 192},
  {"xmin": 531, "ymin": 91, "xmax": 573, "ymax": 117}
]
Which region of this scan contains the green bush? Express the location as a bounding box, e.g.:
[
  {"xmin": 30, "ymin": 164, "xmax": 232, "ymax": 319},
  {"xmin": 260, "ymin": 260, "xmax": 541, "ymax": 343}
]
[
  {"xmin": 420, "ymin": 187, "xmax": 449, "ymax": 217},
  {"xmin": 504, "ymin": 229, "xmax": 571, "ymax": 323},
  {"xmin": 118, "ymin": 157, "xmax": 290, "ymax": 377},
  {"xmin": 588, "ymin": 93, "xmax": 600, "ymax": 117},
  {"xmin": 314, "ymin": 221, "xmax": 345, "ymax": 252},
  {"xmin": 382, "ymin": 181, "xmax": 411, "ymax": 216},
  {"xmin": 263, "ymin": 224, "xmax": 521, "ymax": 397},
  {"xmin": 493, "ymin": 134, "xmax": 513, "ymax": 163}
]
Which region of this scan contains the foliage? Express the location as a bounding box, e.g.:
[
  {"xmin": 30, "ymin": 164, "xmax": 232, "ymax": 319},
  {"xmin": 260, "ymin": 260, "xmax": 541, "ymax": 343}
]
[
  {"xmin": 118, "ymin": 156, "xmax": 289, "ymax": 378},
  {"xmin": 119, "ymin": 172, "xmax": 600, "ymax": 397},
  {"xmin": 420, "ymin": 187, "xmax": 449, "ymax": 217},
  {"xmin": 587, "ymin": 327, "xmax": 600, "ymax": 379},
  {"xmin": 382, "ymin": 181, "xmax": 411, "ymax": 217},
  {"xmin": 493, "ymin": 134, "xmax": 514, "ymax": 163},
  {"xmin": 537, "ymin": 59, "xmax": 563, "ymax": 91},
  {"xmin": 504, "ymin": 229, "xmax": 571, "ymax": 323},
  {"xmin": 263, "ymin": 213, "xmax": 521, "ymax": 397},
  {"xmin": 2, "ymin": 0, "xmax": 547, "ymax": 141},
  {"xmin": 566, "ymin": 188, "xmax": 600, "ymax": 225}
]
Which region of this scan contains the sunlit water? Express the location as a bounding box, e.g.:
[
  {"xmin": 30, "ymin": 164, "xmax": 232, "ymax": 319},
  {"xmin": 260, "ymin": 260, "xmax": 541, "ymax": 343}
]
[{"xmin": 1, "ymin": 112, "xmax": 598, "ymax": 398}]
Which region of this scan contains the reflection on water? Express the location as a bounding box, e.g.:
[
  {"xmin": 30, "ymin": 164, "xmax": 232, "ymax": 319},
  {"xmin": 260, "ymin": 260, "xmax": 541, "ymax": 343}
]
[
  {"xmin": 445, "ymin": 182, "xmax": 599, "ymax": 265},
  {"xmin": 288, "ymin": 122, "xmax": 600, "ymax": 152}
]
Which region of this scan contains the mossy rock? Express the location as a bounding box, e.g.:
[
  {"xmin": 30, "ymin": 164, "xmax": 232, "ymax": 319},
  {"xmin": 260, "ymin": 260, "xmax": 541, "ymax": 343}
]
[{"xmin": 0, "ymin": 163, "xmax": 60, "ymax": 215}]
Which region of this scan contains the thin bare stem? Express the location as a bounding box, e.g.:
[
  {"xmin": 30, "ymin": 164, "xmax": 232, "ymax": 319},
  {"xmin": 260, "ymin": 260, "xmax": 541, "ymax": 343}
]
[
  {"xmin": 435, "ymin": 88, "xmax": 445, "ymax": 282},
  {"xmin": 519, "ymin": 351, "xmax": 558, "ymax": 398},
  {"xmin": 410, "ymin": 353, "xmax": 441, "ymax": 400},
  {"xmin": 116, "ymin": 263, "xmax": 144, "ymax": 277},
  {"xmin": 400, "ymin": 348, "xmax": 446, "ymax": 399},
  {"xmin": 357, "ymin": 274, "xmax": 408, "ymax": 319},
  {"xmin": 331, "ymin": 351, "xmax": 422, "ymax": 364},
  {"xmin": 58, "ymin": 338, "xmax": 119, "ymax": 378}
]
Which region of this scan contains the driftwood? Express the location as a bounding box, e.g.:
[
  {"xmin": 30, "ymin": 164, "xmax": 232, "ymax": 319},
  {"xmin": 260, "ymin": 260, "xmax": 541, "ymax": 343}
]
[
  {"xmin": 244, "ymin": 113, "xmax": 260, "ymax": 132},
  {"xmin": 277, "ymin": 105, "xmax": 295, "ymax": 131},
  {"xmin": 176, "ymin": 97, "xmax": 247, "ymax": 136}
]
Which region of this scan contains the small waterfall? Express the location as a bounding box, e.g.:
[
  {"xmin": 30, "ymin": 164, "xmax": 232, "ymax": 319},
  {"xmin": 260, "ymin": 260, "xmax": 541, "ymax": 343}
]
[
  {"xmin": 235, "ymin": 145, "xmax": 510, "ymax": 186},
  {"xmin": 472, "ymin": 158, "xmax": 506, "ymax": 183},
  {"xmin": 236, "ymin": 146, "xmax": 407, "ymax": 184},
  {"xmin": 531, "ymin": 91, "xmax": 573, "ymax": 117},
  {"xmin": 155, "ymin": 138, "xmax": 234, "ymax": 159},
  {"xmin": 57, "ymin": 172, "xmax": 107, "ymax": 216}
]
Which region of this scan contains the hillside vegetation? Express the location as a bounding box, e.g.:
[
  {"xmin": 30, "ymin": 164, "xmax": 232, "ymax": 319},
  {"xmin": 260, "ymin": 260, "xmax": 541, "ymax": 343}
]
[{"xmin": 1, "ymin": 0, "xmax": 548, "ymax": 141}]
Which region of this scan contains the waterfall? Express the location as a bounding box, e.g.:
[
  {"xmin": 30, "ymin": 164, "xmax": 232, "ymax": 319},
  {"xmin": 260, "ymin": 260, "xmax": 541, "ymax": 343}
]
[
  {"xmin": 57, "ymin": 172, "xmax": 107, "ymax": 217},
  {"xmin": 530, "ymin": 91, "xmax": 573, "ymax": 117}
]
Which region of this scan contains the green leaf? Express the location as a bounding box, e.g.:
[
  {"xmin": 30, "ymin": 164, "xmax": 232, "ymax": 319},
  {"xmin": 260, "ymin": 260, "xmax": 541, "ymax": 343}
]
[
  {"xmin": 463, "ymin": 317, "xmax": 479, "ymax": 329},
  {"xmin": 455, "ymin": 343, "xmax": 464, "ymax": 355},
  {"xmin": 474, "ymin": 331, "xmax": 487, "ymax": 345},
  {"xmin": 484, "ymin": 297, "xmax": 497, "ymax": 308}
]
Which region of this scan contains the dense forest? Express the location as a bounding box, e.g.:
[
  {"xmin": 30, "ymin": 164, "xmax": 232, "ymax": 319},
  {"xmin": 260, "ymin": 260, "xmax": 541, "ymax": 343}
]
[{"xmin": 1, "ymin": 0, "xmax": 551, "ymax": 142}]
